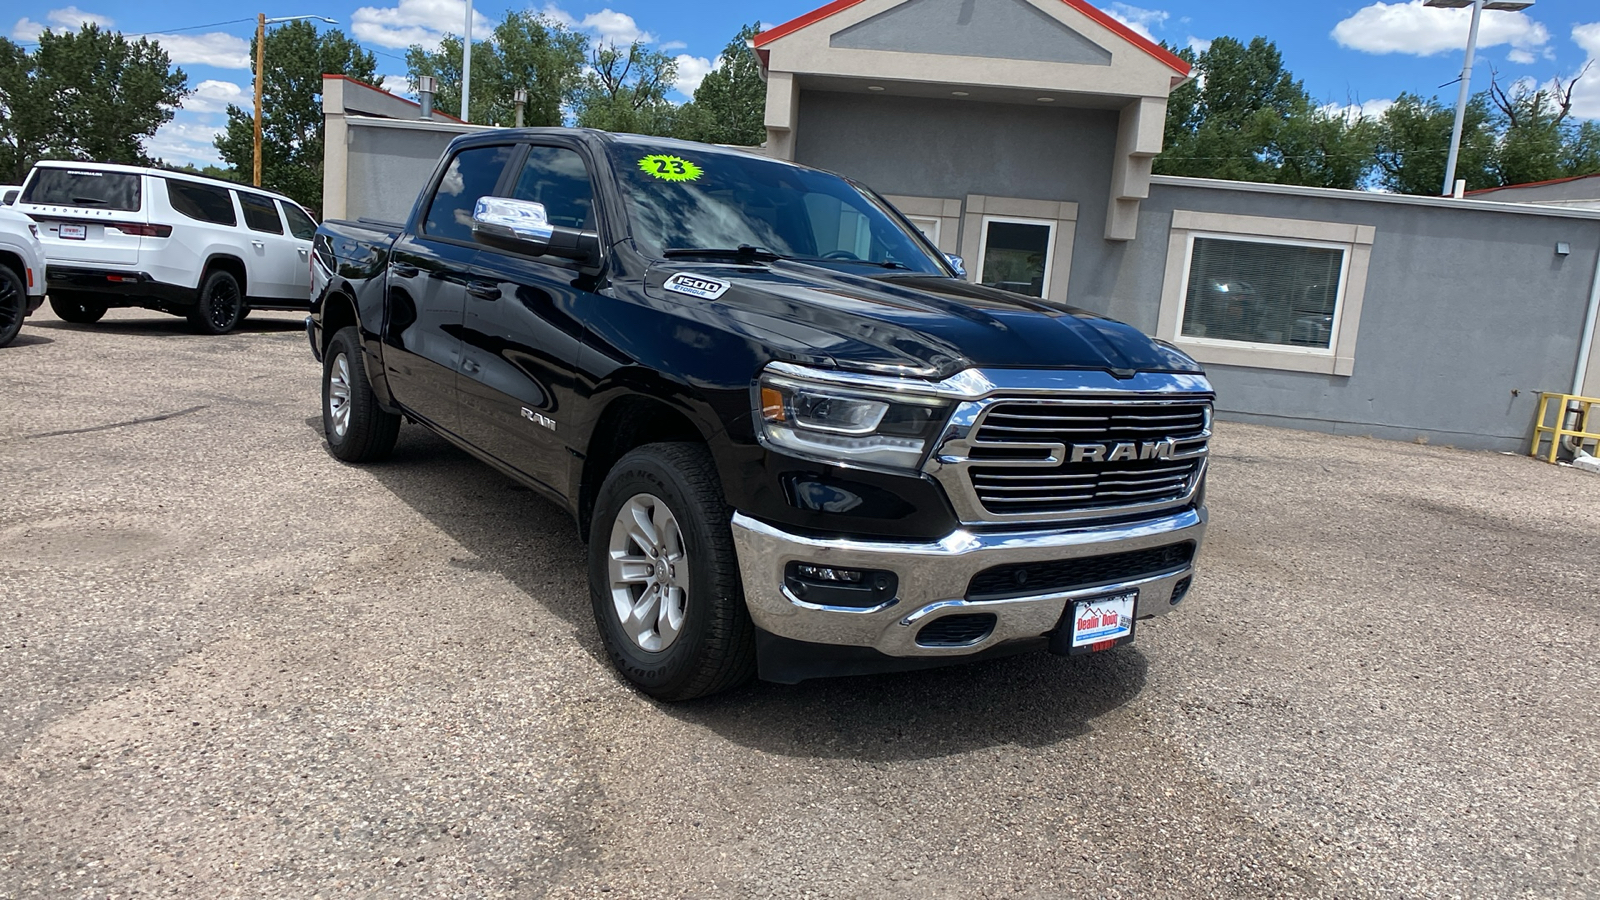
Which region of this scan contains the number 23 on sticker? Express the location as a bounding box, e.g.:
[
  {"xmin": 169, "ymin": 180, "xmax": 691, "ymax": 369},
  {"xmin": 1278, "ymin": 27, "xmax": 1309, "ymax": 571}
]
[{"xmin": 638, "ymin": 154, "xmax": 702, "ymax": 182}]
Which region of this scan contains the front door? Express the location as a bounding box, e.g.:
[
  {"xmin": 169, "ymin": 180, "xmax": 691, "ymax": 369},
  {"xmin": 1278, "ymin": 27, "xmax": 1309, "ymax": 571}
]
[
  {"xmin": 235, "ymin": 191, "xmax": 302, "ymax": 301},
  {"xmin": 380, "ymin": 143, "xmax": 516, "ymax": 436},
  {"xmin": 456, "ymin": 143, "xmax": 599, "ymax": 499}
]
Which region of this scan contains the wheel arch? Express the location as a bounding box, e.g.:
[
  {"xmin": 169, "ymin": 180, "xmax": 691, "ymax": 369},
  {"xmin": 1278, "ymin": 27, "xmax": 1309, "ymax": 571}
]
[
  {"xmin": 578, "ymin": 393, "xmax": 715, "ymax": 536},
  {"xmin": 199, "ymin": 253, "xmax": 248, "ymax": 299},
  {"xmin": 0, "ymin": 249, "xmax": 25, "ymax": 287},
  {"xmin": 319, "ymin": 287, "xmax": 359, "ymax": 356}
]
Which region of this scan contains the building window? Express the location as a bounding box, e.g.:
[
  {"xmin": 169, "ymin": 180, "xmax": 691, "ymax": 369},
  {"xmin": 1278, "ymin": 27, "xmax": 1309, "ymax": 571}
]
[
  {"xmin": 904, "ymin": 214, "xmax": 941, "ymax": 248},
  {"xmin": 1158, "ymin": 211, "xmax": 1375, "ymax": 376},
  {"xmin": 977, "ymin": 216, "xmax": 1054, "ymax": 298}
]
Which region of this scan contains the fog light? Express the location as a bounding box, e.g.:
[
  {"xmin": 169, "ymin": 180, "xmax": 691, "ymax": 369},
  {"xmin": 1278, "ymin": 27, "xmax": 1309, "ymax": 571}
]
[
  {"xmin": 795, "ymin": 564, "xmax": 863, "ymax": 583},
  {"xmin": 784, "ymin": 562, "xmax": 897, "ymax": 608}
]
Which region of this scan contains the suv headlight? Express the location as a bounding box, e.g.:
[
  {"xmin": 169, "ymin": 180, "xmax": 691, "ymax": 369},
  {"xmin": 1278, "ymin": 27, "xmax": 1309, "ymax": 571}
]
[{"xmin": 756, "ymin": 366, "xmax": 950, "ymax": 471}]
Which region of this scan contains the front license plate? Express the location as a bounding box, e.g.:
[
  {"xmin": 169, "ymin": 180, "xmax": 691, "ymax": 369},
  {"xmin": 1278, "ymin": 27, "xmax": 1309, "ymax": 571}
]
[
  {"xmin": 1069, "ymin": 590, "xmax": 1137, "ymax": 652},
  {"xmin": 58, "ymin": 224, "xmax": 86, "ymax": 240}
]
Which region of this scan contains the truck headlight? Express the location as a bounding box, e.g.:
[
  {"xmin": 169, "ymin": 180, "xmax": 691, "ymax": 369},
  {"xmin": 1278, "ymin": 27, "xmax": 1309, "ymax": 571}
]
[{"xmin": 756, "ymin": 367, "xmax": 949, "ymax": 471}]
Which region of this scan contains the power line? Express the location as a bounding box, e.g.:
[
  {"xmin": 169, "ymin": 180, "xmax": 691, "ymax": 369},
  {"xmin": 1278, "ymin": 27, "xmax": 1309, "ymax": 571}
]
[{"xmin": 126, "ymin": 18, "xmax": 255, "ymax": 37}]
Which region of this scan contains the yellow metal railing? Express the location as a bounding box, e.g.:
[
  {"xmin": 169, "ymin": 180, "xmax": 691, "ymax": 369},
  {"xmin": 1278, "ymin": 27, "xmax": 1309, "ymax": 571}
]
[{"xmin": 1530, "ymin": 392, "xmax": 1600, "ymax": 462}]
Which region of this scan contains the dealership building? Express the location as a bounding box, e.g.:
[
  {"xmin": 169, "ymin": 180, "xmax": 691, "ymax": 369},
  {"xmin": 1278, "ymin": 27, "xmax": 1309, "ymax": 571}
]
[{"xmin": 321, "ymin": 0, "xmax": 1600, "ymax": 452}]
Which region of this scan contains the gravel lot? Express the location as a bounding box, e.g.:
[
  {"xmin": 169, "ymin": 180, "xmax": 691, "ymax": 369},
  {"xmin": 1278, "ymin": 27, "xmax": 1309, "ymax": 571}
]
[{"xmin": 2, "ymin": 306, "xmax": 1598, "ymax": 899}]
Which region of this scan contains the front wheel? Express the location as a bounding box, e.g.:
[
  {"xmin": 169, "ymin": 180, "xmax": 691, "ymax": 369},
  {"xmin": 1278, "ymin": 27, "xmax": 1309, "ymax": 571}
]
[
  {"xmin": 588, "ymin": 442, "xmax": 755, "ymax": 701},
  {"xmin": 322, "ymin": 326, "xmax": 400, "ymax": 462},
  {"xmin": 49, "ymin": 292, "xmax": 107, "ymax": 325}
]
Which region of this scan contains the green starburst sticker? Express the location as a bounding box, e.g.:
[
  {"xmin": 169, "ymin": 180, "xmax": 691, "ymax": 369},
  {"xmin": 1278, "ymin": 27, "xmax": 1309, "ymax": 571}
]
[{"xmin": 638, "ymin": 154, "xmax": 703, "ymax": 182}]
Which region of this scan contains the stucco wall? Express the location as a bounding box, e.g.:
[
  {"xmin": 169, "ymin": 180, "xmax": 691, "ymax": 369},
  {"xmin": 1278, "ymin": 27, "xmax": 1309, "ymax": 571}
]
[
  {"xmin": 1128, "ymin": 181, "xmax": 1600, "ymax": 450},
  {"xmin": 343, "ymin": 122, "xmax": 465, "ymax": 223},
  {"xmin": 792, "ymin": 89, "xmax": 1119, "ymax": 305}
]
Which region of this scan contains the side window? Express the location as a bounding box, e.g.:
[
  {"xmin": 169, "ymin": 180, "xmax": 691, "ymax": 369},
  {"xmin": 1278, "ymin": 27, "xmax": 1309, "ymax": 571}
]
[
  {"xmin": 279, "ymin": 200, "xmax": 317, "ymax": 240},
  {"xmin": 510, "ymin": 146, "xmax": 595, "ymax": 230},
  {"xmin": 423, "ymin": 144, "xmax": 515, "ymax": 242},
  {"xmin": 237, "ymin": 192, "xmax": 284, "ymax": 234},
  {"xmin": 166, "ymin": 179, "xmax": 237, "ymax": 226}
]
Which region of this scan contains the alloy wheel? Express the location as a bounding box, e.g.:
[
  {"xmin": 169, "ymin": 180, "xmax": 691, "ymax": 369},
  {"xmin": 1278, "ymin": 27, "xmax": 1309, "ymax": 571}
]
[
  {"xmin": 327, "ymin": 352, "xmax": 352, "ymax": 439},
  {"xmin": 607, "ymin": 493, "xmax": 689, "ymax": 652}
]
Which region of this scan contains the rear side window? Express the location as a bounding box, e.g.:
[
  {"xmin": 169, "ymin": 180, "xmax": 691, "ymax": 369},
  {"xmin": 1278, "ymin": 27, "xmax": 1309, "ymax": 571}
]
[
  {"xmin": 279, "ymin": 200, "xmax": 316, "ymax": 240},
  {"xmin": 237, "ymin": 192, "xmax": 283, "ymax": 234},
  {"xmin": 2, "ymin": 190, "xmax": 16, "ymax": 205},
  {"xmin": 422, "ymin": 144, "xmax": 514, "ymax": 242},
  {"xmin": 166, "ymin": 179, "xmax": 237, "ymax": 226},
  {"xmin": 22, "ymin": 168, "xmax": 141, "ymax": 211},
  {"xmin": 511, "ymin": 146, "xmax": 595, "ymax": 229}
]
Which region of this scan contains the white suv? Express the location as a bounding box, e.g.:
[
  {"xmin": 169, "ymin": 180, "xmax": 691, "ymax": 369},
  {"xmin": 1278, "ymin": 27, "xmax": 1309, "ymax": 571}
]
[{"xmin": 15, "ymin": 161, "xmax": 317, "ymax": 334}]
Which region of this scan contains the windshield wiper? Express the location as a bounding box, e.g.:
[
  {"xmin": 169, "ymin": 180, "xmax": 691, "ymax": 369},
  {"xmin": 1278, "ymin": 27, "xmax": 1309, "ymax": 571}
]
[
  {"xmin": 791, "ymin": 257, "xmax": 912, "ymax": 270},
  {"xmin": 663, "ymin": 244, "xmax": 784, "ymax": 263}
]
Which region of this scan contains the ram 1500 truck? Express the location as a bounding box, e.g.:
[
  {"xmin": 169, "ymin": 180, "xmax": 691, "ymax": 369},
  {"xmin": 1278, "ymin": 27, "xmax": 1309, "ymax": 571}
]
[{"xmin": 308, "ymin": 129, "xmax": 1213, "ymax": 701}]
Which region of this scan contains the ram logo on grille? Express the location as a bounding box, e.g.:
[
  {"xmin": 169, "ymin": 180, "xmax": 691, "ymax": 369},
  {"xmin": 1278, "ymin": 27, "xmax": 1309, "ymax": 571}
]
[{"xmin": 1068, "ymin": 439, "xmax": 1176, "ymax": 463}]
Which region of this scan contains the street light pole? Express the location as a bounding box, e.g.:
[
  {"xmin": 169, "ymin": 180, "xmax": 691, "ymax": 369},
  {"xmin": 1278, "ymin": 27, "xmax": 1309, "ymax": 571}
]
[
  {"xmin": 1427, "ymin": 0, "xmax": 1534, "ymax": 197},
  {"xmin": 252, "ymin": 13, "xmax": 340, "ymax": 187}
]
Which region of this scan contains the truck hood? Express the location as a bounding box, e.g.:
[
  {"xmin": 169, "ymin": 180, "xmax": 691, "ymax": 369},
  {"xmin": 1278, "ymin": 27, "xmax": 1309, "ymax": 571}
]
[{"xmin": 643, "ymin": 260, "xmax": 1203, "ymax": 379}]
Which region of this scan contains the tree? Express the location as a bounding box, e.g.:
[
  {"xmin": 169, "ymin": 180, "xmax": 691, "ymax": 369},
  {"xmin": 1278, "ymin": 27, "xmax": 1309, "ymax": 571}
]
[
  {"xmin": 1487, "ymin": 68, "xmax": 1599, "ymax": 188},
  {"xmin": 0, "ymin": 26, "xmax": 187, "ymax": 182},
  {"xmin": 216, "ymin": 21, "xmax": 374, "ymax": 214},
  {"xmin": 674, "ymin": 23, "xmax": 765, "ymax": 146},
  {"xmin": 1373, "ymin": 93, "xmax": 1497, "ymax": 194},
  {"xmin": 573, "ymin": 42, "xmax": 678, "ymax": 135},
  {"xmin": 404, "ymin": 12, "xmax": 585, "ymax": 127}
]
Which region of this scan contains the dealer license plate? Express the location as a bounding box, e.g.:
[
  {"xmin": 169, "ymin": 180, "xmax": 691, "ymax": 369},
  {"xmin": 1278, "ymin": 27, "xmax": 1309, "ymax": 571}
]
[
  {"xmin": 1070, "ymin": 590, "xmax": 1137, "ymax": 651},
  {"xmin": 59, "ymin": 224, "xmax": 86, "ymax": 240}
]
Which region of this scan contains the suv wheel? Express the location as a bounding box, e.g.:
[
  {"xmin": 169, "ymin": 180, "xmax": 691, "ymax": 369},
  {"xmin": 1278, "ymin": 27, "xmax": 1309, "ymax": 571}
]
[
  {"xmin": 588, "ymin": 442, "xmax": 756, "ymax": 701},
  {"xmin": 322, "ymin": 326, "xmax": 400, "ymax": 462},
  {"xmin": 49, "ymin": 291, "xmax": 107, "ymax": 325},
  {"xmin": 189, "ymin": 270, "xmax": 244, "ymax": 335},
  {"xmin": 0, "ymin": 266, "xmax": 24, "ymax": 347}
]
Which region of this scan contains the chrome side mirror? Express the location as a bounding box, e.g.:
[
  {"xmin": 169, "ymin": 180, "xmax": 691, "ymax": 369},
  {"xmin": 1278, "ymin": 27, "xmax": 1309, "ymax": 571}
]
[
  {"xmin": 471, "ymin": 196, "xmax": 599, "ymax": 264},
  {"xmin": 944, "ymin": 253, "xmax": 966, "ymax": 278}
]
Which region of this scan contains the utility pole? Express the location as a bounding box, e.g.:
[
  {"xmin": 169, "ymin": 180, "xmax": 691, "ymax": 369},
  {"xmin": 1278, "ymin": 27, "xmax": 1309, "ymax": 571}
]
[
  {"xmin": 461, "ymin": 0, "xmax": 473, "ymax": 123},
  {"xmin": 252, "ymin": 13, "xmax": 339, "ymax": 187}
]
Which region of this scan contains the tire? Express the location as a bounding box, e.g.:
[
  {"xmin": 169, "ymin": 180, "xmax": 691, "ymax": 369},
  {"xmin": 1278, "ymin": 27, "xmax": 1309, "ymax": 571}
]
[
  {"xmin": 49, "ymin": 291, "xmax": 107, "ymax": 325},
  {"xmin": 188, "ymin": 269, "xmax": 244, "ymax": 335},
  {"xmin": 588, "ymin": 442, "xmax": 756, "ymax": 701},
  {"xmin": 322, "ymin": 326, "xmax": 400, "ymax": 462},
  {"xmin": 0, "ymin": 266, "xmax": 24, "ymax": 347}
]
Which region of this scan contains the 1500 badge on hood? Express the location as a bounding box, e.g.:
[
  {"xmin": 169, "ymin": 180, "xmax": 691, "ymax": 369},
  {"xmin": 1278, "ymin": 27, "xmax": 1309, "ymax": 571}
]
[{"xmin": 663, "ymin": 273, "xmax": 731, "ymax": 300}]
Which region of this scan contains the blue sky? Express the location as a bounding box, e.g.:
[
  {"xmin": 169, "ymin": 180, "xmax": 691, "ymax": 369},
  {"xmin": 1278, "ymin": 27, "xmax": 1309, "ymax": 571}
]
[{"xmin": 9, "ymin": 0, "xmax": 1600, "ymax": 168}]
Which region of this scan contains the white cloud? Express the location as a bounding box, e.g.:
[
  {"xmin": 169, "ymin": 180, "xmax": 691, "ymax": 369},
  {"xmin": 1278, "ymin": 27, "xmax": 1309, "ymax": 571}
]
[
  {"xmin": 1321, "ymin": 98, "xmax": 1395, "ymax": 124},
  {"xmin": 352, "ymin": 0, "xmax": 493, "ymax": 50},
  {"xmin": 149, "ymin": 32, "xmax": 252, "ymax": 69},
  {"xmin": 1565, "ymin": 23, "xmax": 1600, "ymax": 119},
  {"xmin": 673, "ymin": 54, "xmax": 716, "ymax": 97},
  {"xmin": 1104, "ymin": 2, "xmax": 1167, "ymax": 43},
  {"xmin": 540, "ymin": 4, "xmax": 654, "ymax": 47},
  {"xmin": 145, "ymin": 117, "xmax": 226, "ymax": 168},
  {"xmin": 1332, "ymin": 1, "xmax": 1549, "ymax": 57},
  {"xmin": 181, "ymin": 79, "xmax": 245, "ymax": 114},
  {"xmin": 659, "ymin": 40, "xmax": 687, "ymax": 51},
  {"xmin": 1186, "ymin": 35, "xmax": 1211, "ymax": 55},
  {"xmin": 379, "ymin": 74, "xmax": 411, "ymax": 95},
  {"xmin": 13, "ymin": 5, "xmax": 112, "ymax": 40},
  {"xmin": 1507, "ymin": 47, "xmax": 1535, "ymax": 64}
]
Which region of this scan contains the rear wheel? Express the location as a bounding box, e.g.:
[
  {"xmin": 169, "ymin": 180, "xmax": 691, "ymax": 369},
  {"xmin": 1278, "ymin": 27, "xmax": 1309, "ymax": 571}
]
[
  {"xmin": 322, "ymin": 325, "xmax": 400, "ymax": 462},
  {"xmin": 588, "ymin": 442, "xmax": 755, "ymax": 701},
  {"xmin": 0, "ymin": 266, "xmax": 24, "ymax": 347},
  {"xmin": 188, "ymin": 269, "xmax": 244, "ymax": 335},
  {"xmin": 49, "ymin": 291, "xmax": 107, "ymax": 324}
]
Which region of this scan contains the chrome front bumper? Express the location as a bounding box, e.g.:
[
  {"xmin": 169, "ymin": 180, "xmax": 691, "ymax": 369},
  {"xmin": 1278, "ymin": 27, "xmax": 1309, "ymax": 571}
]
[{"xmin": 730, "ymin": 508, "xmax": 1205, "ymax": 658}]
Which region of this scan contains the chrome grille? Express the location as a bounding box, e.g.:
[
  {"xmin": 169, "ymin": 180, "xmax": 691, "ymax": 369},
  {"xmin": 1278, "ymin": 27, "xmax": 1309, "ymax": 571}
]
[{"xmin": 964, "ymin": 401, "xmax": 1210, "ymax": 518}]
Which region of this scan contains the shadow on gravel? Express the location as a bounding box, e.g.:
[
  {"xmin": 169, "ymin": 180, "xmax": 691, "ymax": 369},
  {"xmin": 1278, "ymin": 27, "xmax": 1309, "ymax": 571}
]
[
  {"xmin": 32, "ymin": 315, "xmax": 305, "ymax": 335},
  {"xmin": 4, "ymin": 332, "xmax": 54, "ymax": 347},
  {"xmin": 356, "ymin": 425, "xmax": 1149, "ymax": 761}
]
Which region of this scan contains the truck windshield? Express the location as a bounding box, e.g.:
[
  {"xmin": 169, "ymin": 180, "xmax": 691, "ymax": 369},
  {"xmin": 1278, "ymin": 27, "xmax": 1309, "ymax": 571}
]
[{"xmin": 606, "ymin": 142, "xmax": 947, "ymax": 275}]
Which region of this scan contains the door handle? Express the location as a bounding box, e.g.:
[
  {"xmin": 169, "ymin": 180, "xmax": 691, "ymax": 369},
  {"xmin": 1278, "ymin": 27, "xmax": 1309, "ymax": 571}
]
[
  {"xmin": 461, "ymin": 359, "xmax": 481, "ymax": 374},
  {"xmin": 251, "ymin": 240, "xmax": 264, "ymax": 249},
  {"xmin": 390, "ymin": 263, "xmax": 419, "ymax": 278},
  {"xmin": 466, "ymin": 282, "xmax": 501, "ymax": 301},
  {"xmin": 297, "ymin": 247, "xmax": 308, "ymax": 256}
]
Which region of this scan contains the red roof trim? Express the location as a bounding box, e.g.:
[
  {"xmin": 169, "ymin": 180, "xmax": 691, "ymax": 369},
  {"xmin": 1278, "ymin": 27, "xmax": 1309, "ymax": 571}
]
[
  {"xmin": 324, "ymin": 74, "xmax": 468, "ymax": 124},
  {"xmin": 754, "ymin": 0, "xmax": 1190, "ymax": 75},
  {"xmin": 1465, "ymin": 171, "xmax": 1600, "ymax": 196}
]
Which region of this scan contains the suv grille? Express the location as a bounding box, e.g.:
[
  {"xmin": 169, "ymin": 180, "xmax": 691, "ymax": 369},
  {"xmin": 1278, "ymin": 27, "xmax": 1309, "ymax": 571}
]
[
  {"xmin": 966, "ymin": 401, "xmax": 1209, "ymax": 517},
  {"xmin": 966, "ymin": 542, "xmax": 1196, "ymax": 601}
]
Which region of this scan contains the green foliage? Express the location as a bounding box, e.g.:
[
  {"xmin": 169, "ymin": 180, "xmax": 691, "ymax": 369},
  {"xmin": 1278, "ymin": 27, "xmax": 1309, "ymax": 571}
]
[
  {"xmin": 165, "ymin": 162, "xmax": 243, "ymax": 182},
  {"xmin": 0, "ymin": 26, "xmax": 188, "ymax": 182},
  {"xmin": 1373, "ymin": 93, "xmax": 1496, "ymax": 194},
  {"xmin": 216, "ymin": 21, "xmax": 374, "ymax": 214},
  {"xmin": 404, "ymin": 11, "xmax": 586, "ymax": 126},
  {"xmin": 673, "ymin": 23, "xmax": 766, "ymax": 146},
  {"xmin": 573, "ymin": 43, "xmax": 678, "ymax": 135}
]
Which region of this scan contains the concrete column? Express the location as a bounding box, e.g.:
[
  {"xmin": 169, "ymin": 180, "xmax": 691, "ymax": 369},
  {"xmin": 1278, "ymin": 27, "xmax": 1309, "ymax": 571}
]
[{"xmin": 764, "ymin": 71, "xmax": 800, "ymax": 161}]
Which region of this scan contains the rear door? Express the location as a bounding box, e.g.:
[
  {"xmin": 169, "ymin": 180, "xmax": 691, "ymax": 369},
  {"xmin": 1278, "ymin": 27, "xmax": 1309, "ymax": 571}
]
[
  {"xmin": 16, "ymin": 167, "xmax": 147, "ymax": 266},
  {"xmin": 380, "ymin": 142, "xmax": 517, "ymax": 435},
  {"xmin": 235, "ymin": 191, "xmax": 301, "ymax": 300},
  {"xmin": 456, "ymin": 142, "xmax": 599, "ymax": 497},
  {"xmin": 278, "ymin": 200, "xmax": 317, "ymax": 299}
]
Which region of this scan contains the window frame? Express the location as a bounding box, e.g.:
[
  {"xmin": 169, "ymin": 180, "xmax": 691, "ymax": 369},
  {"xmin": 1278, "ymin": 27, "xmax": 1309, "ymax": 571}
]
[
  {"xmin": 1157, "ymin": 210, "xmax": 1376, "ymax": 376},
  {"xmin": 278, "ymin": 199, "xmax": 317, "ymax": 241},
  {"xmin": 164, "ymin": 177, "xmax": 238, "ymax": 227},
  {"xmin": 235, "ymin": 190, "xmax": 285, "ymax": 235},
  {"xmin": 1174, "ymin": 231, "xmax": 1352, "ymax": 359},
  {"xmin": 418, "ymin": 142, "xmax": 519, "ymax": 248},
  {"xmin": 974, "ymin": 214, "xmax": 1056, "ymax": 300}
]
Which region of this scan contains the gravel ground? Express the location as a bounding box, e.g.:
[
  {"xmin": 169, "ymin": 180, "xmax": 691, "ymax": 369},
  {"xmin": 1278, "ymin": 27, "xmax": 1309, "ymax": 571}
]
[{"xmin": 1, "ymin": 306, "xmax": 1598, "ymax": 899}]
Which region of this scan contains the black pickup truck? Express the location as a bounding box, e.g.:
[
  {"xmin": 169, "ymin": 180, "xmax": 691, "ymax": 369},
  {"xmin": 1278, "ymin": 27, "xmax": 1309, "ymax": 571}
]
[{"xmin": 308, "ymin": 129, "xmax": 1213, "ymax": 700}]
